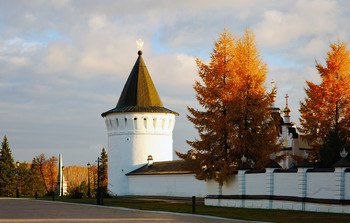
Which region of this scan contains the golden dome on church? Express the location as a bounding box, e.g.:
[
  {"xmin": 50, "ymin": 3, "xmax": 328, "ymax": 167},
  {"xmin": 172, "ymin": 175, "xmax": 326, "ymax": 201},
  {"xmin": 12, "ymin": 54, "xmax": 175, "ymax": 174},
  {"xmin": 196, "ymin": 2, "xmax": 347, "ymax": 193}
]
[{"xmin": 283, "ymin": 106, "xmax": 291, "ymax": 113}]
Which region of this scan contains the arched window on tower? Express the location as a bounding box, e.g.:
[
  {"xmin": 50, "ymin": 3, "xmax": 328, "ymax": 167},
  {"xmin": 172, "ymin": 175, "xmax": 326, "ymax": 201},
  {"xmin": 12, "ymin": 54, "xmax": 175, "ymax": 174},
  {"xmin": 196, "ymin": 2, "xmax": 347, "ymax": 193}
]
[
  {"xmin": 133, "ymin": 117, "xmax": 138, "ymax": 128},
  {"xmin": 143, "ymin": 117, "xmax": 147, "ymax": 129},
  {"xmin": 162, "ymin": 118, "xmax": 165, "ymax": 129},
  {"xmin": 168, "ymin": 119, "xmax": 172, "ymax": 130}
]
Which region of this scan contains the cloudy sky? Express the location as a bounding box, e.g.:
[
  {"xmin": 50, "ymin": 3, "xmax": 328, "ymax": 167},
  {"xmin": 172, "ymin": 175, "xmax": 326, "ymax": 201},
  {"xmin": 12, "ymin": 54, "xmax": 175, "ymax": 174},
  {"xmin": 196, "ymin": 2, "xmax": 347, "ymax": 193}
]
[{"xmin": 1, "ymin": 0, "xmax": 349, "ymax": 166}]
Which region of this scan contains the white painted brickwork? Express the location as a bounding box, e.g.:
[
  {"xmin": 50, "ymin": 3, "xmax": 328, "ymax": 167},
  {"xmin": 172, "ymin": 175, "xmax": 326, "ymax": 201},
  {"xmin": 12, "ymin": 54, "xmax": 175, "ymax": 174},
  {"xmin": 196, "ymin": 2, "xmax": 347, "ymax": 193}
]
[
  {"xmin": 128, "ymin": 174, "xmax": 206, "ymax": 197},
  {"xmin": 206, "ymin": 167, "xmax": 350, "ymax": 213},
  {"xmin": 106, "ymin": 112, "xmax": 175, "ymax": 196}
]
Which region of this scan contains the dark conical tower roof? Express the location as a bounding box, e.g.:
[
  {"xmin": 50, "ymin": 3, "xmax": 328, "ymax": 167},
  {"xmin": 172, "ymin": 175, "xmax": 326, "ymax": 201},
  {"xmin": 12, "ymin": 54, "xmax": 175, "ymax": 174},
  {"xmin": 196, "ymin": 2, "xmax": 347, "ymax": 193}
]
[{"xmin": 102, "ymin": 51, "xmax": 178, "ymax": 117}]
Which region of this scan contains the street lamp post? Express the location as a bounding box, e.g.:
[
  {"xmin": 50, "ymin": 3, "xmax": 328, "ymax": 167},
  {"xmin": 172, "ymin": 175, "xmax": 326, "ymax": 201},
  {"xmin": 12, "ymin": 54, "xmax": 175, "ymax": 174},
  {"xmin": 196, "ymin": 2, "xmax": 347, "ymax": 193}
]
[
  {"xmin": 15, "ymin": 161, "xmax": 19, "ymax": 198},
  {"xmin": 61, "ymin": 166, "xmax": 65, "ymax": 196},
  {"xmin": 87, "ymin": 163, "xmax": 91, "ymax": 198},
  {"xmin": 96, "ymin": 157, "xmax": 101, "ymax": 205}
]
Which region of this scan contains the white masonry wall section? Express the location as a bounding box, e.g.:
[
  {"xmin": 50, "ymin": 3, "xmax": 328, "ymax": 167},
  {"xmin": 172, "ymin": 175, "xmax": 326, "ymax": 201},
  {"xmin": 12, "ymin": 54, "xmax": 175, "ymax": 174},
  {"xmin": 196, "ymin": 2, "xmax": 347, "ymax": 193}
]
[
  {"xmin": 128, "ymin": 174, "xmax": 207, "ymax": 197},
  {"xmin": 105, "ymin": 112, "xmax": 176, "ymax": 196},
  {"xmin": 205, "ymin": 169, "xmax": 350, "ymax": 213},
  {"xmin": 245, "ymin": 173, "xmax": 265, "ymax": 195},
  {"xmin": 346, "ymin": 172, "xmax": 350, "ymax": 198},
  {"xmin": 274, "ymin": 172, "xmax": 298, "ymax": 197},
  {"xmin": 307, "ymin": 172, "xmax": 335, "ymax": 199}
]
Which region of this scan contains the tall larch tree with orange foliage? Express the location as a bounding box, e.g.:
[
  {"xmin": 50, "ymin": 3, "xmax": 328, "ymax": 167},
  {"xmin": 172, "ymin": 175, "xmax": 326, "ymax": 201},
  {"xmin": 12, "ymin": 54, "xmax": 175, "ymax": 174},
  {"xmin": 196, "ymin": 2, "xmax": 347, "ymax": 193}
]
[
  {"xmin": 299, "ymin": 41, "xmax": 350, "ymax": 166},
  {"xmin": 177, "ymin": 29, "xmax": 280, "ymax": 185}
]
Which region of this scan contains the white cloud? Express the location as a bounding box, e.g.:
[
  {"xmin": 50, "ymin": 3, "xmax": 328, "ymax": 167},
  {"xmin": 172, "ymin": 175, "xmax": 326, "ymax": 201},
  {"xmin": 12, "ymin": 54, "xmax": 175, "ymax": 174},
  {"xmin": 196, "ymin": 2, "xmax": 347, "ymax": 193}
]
[
  {"xmin": 149, "ymin": 53, "xmax": 197, "ymax": 87},
  {"xmin": 23, "ymin": 13, "xmax": 37, "ymax": 23},
  {"xmin": 296, "ymin": 37, "xmax": 328, "ymax": 56},
  {"xmin": 88, "ymin": 15, "xmax": 109, "ymax": 32},
  {"xmin": 254, "ymin": 0, "xmax": 339, "ymax": 48},
  {"xmin": 45, "ymin": 43, "xmax": 77, "ymax": 72},
  {"xmin": 1, "ymin": 37, "xmax": 43, "ymax": 55}
]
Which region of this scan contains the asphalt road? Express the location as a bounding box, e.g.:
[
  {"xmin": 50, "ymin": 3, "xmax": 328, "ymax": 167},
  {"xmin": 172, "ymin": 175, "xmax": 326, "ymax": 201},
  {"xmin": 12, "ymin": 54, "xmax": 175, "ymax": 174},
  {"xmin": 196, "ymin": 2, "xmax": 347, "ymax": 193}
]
[{"xmin": 0, "ymin": 198, "xmax": 264, "ymax": 223}]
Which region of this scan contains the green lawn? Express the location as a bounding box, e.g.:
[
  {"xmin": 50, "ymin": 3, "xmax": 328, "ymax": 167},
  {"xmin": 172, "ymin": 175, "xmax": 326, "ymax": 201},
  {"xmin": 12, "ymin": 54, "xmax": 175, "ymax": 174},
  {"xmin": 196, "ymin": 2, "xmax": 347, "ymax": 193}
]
[{"xmin": 37, "ymin": 197, "xmax": 350, "ymax": 223}]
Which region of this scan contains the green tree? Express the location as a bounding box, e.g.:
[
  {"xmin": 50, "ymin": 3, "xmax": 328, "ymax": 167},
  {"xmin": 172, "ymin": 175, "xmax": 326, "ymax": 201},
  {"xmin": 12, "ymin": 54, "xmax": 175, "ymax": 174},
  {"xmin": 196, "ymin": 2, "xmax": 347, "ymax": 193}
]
[
  {"xmin": 30, "ymin": 158, "xmax": 46, "ymax": 196},
  {"xmin": 0, "ymin": 136, "xmax": 16, "ymax": 196},
  {"xmin": 176, "ymin": 29, "xmax": 280, "ymax": 185},
  {"xmin": 318, "ymin": 131, "xmax": 350, "ymax": 167},
  {"xmin": 99, "ymin": 148, "xmax": 108, "ymax": 197},
  {"xmin": 67, "ymin": 181, "xmax": 88, "ymax": 199},
  {"xmin": 17, "ymin": 162, "xmax": 33, "ymax": 196}
]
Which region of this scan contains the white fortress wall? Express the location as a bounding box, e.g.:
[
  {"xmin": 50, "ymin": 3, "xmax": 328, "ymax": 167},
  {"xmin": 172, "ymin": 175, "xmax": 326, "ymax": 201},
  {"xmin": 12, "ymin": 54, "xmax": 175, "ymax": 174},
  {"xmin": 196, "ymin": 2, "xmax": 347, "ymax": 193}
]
[
  {"xmin": 346, "ymin": 172, "xmax": 350, "ymax": 199},
  {"xmin": 245, "ymin": 172, "xmax": 265, "ymax": 195},
  {"xmin": 274, "ymin": 172, "xmax": 298, "ymax": 197},
  {"xmin": 128, "ymin": 174, "xmax": 207, "ymax": 197},
  {"xmin": 205, "ymin": 167, "xmax": 350, "ymax": 213},
  {"xmin": 222, "ymin": 176, "xmax": 240, "ymax": 195},
  {"xmin": 307, "ymin": 172, "xmax": 335, "ymax": 199}
]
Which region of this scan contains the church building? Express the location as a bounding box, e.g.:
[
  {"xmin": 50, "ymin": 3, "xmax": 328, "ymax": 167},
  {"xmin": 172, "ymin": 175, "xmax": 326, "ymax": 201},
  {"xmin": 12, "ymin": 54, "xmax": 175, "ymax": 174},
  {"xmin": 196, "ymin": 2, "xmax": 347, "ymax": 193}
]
[{"xmin": 270, "ymin": 82, "xmax": 311, "ymax": 169}]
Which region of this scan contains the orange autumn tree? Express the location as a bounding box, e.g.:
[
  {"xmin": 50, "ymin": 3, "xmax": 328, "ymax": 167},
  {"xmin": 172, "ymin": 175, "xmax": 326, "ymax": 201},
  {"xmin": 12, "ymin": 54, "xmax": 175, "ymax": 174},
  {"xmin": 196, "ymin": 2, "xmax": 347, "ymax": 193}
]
[
  {"xmin": 177, "ymin": 29, "xmax": 280, "ymax": 184},
  {"xmin": 299, "ymin": 41, "xmax": 350, "ymax": 166},
  {"xmin": 33, "ymin": 154, "xmax": 58, "ymax": 195}
]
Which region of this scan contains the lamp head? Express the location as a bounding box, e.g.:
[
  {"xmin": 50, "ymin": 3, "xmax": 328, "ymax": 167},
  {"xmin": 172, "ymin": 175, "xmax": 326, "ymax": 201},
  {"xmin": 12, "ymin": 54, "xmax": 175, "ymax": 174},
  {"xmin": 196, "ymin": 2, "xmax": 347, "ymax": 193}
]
[{"xmin": 147, "ymin": 155, "xmax": 153, "ymax": 167}]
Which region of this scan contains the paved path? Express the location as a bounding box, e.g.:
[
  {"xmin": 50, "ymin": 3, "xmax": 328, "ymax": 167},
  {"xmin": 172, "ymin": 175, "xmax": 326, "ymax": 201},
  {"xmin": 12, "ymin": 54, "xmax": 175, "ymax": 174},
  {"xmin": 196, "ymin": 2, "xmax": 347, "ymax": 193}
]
[{"xmin": 0, "ymin": 198, "xmax": 263, "ymax": 223}]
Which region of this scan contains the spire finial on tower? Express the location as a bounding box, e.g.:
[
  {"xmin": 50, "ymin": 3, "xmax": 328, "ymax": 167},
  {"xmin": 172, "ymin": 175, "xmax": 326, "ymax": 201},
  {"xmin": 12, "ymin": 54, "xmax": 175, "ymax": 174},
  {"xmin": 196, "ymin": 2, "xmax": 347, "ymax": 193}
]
[{"xmin": 136, "ymin": 39, "xmax": 143, "ymax": 55}]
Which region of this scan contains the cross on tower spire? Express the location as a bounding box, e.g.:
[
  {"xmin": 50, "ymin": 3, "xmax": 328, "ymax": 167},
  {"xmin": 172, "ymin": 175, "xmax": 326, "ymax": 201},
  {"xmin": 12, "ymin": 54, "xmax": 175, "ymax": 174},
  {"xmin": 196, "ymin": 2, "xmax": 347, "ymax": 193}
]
[
  {"xmin": 271, "ymin": 80, "xmax": 276, "ymax": 103},
  {"xmin": 283, "ymin": 93, "xmax": 291, "ymax": 122}
]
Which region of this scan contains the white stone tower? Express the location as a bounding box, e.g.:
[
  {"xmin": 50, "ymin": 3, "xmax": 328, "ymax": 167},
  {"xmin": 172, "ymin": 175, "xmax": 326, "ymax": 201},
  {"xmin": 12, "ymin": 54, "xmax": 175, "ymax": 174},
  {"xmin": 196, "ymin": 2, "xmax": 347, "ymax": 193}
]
[{"xmin": 101, "ymin": 46, "xmax": 178, "ymax": 195}]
